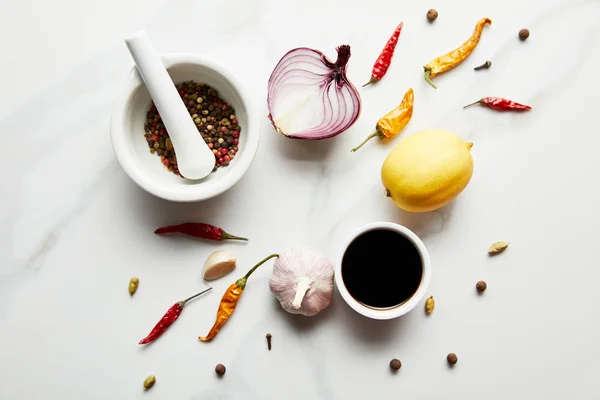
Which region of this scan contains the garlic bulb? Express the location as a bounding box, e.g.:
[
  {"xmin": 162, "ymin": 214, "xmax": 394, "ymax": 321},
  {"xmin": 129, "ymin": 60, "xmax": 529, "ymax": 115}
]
[
  {"xmin": 203, "ymin": 250, "xmax": 237, "ymax": 281},
  {"xmin": 269, "ymin": 247, "xmax": 334, "ymax": 316}
]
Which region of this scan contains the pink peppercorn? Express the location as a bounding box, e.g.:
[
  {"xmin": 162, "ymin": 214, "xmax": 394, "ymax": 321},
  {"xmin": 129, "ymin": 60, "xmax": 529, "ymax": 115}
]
[
  {"xmin": 232, "ymin": 138, "xmax": 239, "ymax": 145},
  {"xmin": 208, "ymin": 143, "xmax": 214, "ymax": 149},
  {"xmin": 232, "ymin": 131, "xmax": 240, "ymax": 138},
  {"xmin": 223, "ymin": 155, "xmax": 231, "ymax": 162},
  {"xmin": 151, "ymin": 134, "xmax": 159, "ymax": 142},
  {"xmin": 163, "ymin": 159, "xmax": 170, "ymax": 166},
  {"xmin": 220, "ymin": 148, "xmax": 228, "ymax": 155},
  {"xmin": 222, "ymin": 104, "xmax": 228, "ymax": 111},
  {"xmin": 230, "ymin": 150, "xmax": 236, "ymax": 155},
  {"xmin": 220, "ymin": 126, "xmax": 227, "ymax": 132},
  {"xmin": 218, "ymin": 157, "xmax": 224, "ymax": 163},
  {"xmin": 232, "ymin": 118, "xmax": 238, "ymax": 125}
]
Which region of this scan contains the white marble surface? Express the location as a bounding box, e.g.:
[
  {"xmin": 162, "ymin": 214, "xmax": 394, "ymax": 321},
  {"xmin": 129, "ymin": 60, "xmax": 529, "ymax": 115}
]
[{"xmin": 1, "ymin": 0, "xmax": 600, "ymax": 398}]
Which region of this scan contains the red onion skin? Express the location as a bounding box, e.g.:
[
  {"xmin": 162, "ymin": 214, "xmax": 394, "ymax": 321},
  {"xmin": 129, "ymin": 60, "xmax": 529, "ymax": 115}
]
[{"xmin": 267, "ymin": 45, "xmax": 361, "ymax": 140}]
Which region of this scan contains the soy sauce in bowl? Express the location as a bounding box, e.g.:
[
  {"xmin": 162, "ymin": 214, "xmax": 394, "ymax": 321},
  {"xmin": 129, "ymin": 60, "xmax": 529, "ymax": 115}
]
[{"xmin": 341, "ymin": 229, "xmax": 423, "ymax": 309}]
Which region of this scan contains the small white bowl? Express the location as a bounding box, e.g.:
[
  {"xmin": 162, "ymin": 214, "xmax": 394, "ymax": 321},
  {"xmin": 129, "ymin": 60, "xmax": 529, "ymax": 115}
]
[
  {"xmin": 335, "ymin": 222, "xmax": 431, "ymax": 320},
  {"xmin": 111, "ymin": 53, "xmax": 260, "ymax": 202}
]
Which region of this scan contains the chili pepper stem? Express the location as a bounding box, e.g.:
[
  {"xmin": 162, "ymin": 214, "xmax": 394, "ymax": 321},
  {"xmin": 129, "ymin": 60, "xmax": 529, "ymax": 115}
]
[
  {"xmin": 362, "ymin": 77, "xmax": 378, "ymax": 87},
  {"xmin": 180, "ymin": 287, "xmax": 213, "ymax": 306},
  {"xmin": 351, "ymin": 131, "xmax": 380, "ymax": 152},
  {"xmin": 236, "ymin": 253, "xmax": 280, "ymax": 289},
  {"xmin": 463, "ymin": 100, "xmax": 483, "ymax": 109},
  {"xmin": 424, "ymin": 69, "xmax": 437, "ymax": 89},
  {"xmin": 220, "ymin": 231, "xmax": 248, "ymax": 241}
]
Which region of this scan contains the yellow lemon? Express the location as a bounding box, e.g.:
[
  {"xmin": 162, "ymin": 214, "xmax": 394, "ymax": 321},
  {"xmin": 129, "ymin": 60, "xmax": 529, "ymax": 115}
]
[{"xmin": 381, "ymin": 129, "xmax": 473, "ymax": 212}]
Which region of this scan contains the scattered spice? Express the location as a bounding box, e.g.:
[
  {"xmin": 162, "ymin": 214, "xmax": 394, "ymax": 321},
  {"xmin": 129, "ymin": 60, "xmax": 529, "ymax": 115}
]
[
  {"xmin": 488, "ymin": 241, "xmax": 509, "ymax": 255},
  {"xmin": 447, "ymin": 353, "xmax": 458, "ymax": 365},
  {"xmin": 199, "ymin": 254, "xmax": 279, "ymax": 342},
  {"xmin": 352, "ymin": 88, "xmax": 414, "ymax": 152},
  {"xmin": 390, "ymin": 358, "xmax": 402, "ymax": 371},
  {"xmin": 519, "ymin": 29, "xmax": 530, "ymax": 41},
  {"xmin": 144, "ymin": 81, "xmax": 240, "ymax": 176},
  {"xmin": 363, "ymin": 22, "xmax": 404, "ymax": 87},
  {"xmin": 154, "ymin": 222, "xmax": 248, "ymax": 242},
  {"xmin": 266, "ymin": 333, "xmax": 272, "ymax": 350},
  {"xmin": 143, "ymin": 375, "xmax": 156, "ymax": 390},
  {"xmin": 424, "ymin": 17, "xmax": 492, "ymax": 89},
  {"xmin": 474, "ymin": 61, "xmax": 492, "ymax": 70},
  {"xmin": 476, "ymin": 280, "xmax": 487, "ymax": 293},
  {"xmin": 426, "ymin": 9, "xmax": 438, "ymax": 22},
  {"xmin": 425, "ymin": 295, "xmax": 435, "ymax": 314},
  {"xmin": 128, "ymin": 277, "xmax": 139, "ymax": 296},
  {"xmin": 215, "ymin": 364, "xmax": 226, "ymax": 376},
  {"xmin": 464, "ymin": 97, "xmax": 531, "ymax": 111},
  {"xmin": 138, "ymin": 287, "xmax": 212, "ymax": 345}
]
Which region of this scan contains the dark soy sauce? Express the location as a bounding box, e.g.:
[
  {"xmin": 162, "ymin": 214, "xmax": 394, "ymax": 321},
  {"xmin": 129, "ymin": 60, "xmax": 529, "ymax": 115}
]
[{"xmin": 342, "ymin": 229, "xmax": 423, "ymax": 309}]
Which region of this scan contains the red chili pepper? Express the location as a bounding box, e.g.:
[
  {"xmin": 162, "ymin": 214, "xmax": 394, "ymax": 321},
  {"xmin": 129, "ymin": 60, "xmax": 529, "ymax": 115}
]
[
  {"xmin": 139, "ymin": 287, "xmax": 212, "ymax": 345},
  {"xmin": 154, "ymin": 222, "xmax": 248, "ymax": 241},
  {"xmin": 463, "ymin": 97, "xmax": 532, "ymax": 111},
  {"xmin": 363, "ymin": 22, "xmax": 404, "ymax": 87}
]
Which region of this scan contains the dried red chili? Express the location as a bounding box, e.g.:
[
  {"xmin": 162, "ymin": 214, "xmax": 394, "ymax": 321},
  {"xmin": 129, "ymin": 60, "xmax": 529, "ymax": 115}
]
[
  {"xmin": 363, "ymin": 22, "xmax": 404, "ymax": 87},
  {"xmin": 139, "ymin": 287, "xmax": 212, "ymax": 345},
  {"xmin": 154, "ymin": 222, "xmax": 248, "ymax": 241},
  {"xmin": 463, "ymin": 97, "xmax": 532, "ymax": 111}
]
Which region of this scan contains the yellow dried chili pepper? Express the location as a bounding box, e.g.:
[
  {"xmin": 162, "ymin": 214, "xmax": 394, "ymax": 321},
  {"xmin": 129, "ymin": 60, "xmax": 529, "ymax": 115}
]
[
  {"xmin": 351, "ymin": 88, "xmax": 414, "ymax": 152},
  {"xmin": 199, "ymin": 254, "xmax": 279, "ymax": 342},
  {"xmin": 424, "ymin": 17, "xmax": 492, "ymax": 89}
]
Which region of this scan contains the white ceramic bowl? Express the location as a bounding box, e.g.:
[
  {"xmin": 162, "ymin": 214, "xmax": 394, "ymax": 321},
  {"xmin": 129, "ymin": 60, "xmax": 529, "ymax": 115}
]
[
  {"xmin": 111, "ymin": 53, "xmax": 260, "ymax": 202},
  {"xmin": 335, "ymin": 222, "xmax": 431, "ymax": 320}
]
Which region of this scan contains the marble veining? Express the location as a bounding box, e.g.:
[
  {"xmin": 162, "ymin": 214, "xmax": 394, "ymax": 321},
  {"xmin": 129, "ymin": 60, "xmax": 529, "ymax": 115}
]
[{"xmin": 1, "ymin": 0, "xmax": 600, "ymax": 398}]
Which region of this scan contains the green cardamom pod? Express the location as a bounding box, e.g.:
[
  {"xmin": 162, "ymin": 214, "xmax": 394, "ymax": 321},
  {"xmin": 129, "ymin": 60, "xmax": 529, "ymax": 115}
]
[
  {"xmin": 425, "ymin": 296, "xmax": 435, "ymax": 314},
  {"xmin": 488, "ymin": 241, "xmax": 509, "ymax": 255},
  {"xmin": 128, "ymin": 277, "xmax": 139, "ymax": 296},
  {"xmin": 143, "ymin": 375, "xmax": 156, "ymax": 390}
]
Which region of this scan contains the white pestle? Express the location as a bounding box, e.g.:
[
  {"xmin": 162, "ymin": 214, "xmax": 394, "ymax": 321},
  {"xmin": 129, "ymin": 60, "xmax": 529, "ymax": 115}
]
[{"xmin": 124, "ymin": 30, "xmax": 215, "ymax": 180}]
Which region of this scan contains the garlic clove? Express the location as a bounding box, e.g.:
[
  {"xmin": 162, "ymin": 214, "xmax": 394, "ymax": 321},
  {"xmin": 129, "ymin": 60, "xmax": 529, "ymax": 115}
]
[{"xmin": 203, "ymin": 250, "xmax": 237, "ymax": 281}]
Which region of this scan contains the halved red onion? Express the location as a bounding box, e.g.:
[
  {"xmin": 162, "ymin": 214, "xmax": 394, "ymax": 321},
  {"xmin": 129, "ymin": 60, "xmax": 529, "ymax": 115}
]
[{"xmin": 267, "ymin": 45, "xmax": 361, "ymax": 140}]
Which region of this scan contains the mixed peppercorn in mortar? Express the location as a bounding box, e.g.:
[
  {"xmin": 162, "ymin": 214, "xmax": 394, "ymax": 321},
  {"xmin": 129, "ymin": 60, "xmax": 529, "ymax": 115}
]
[{"xmin": 144, "ymin": 81, "xmax": 241, "ymax": 176}]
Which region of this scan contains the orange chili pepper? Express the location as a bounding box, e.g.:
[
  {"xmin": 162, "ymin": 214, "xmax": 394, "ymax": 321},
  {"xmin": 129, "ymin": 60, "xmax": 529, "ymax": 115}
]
[
  {"xmin": 424, "ymin": 17, "xmax": 492, "ymax": 89},
  {"xmin": 199, "ymin": 254, "xmax": 279, "ymax": 342},
  {"xmin": 351, "ymin": 88, "xmax": 414, "ymax": 152}
]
